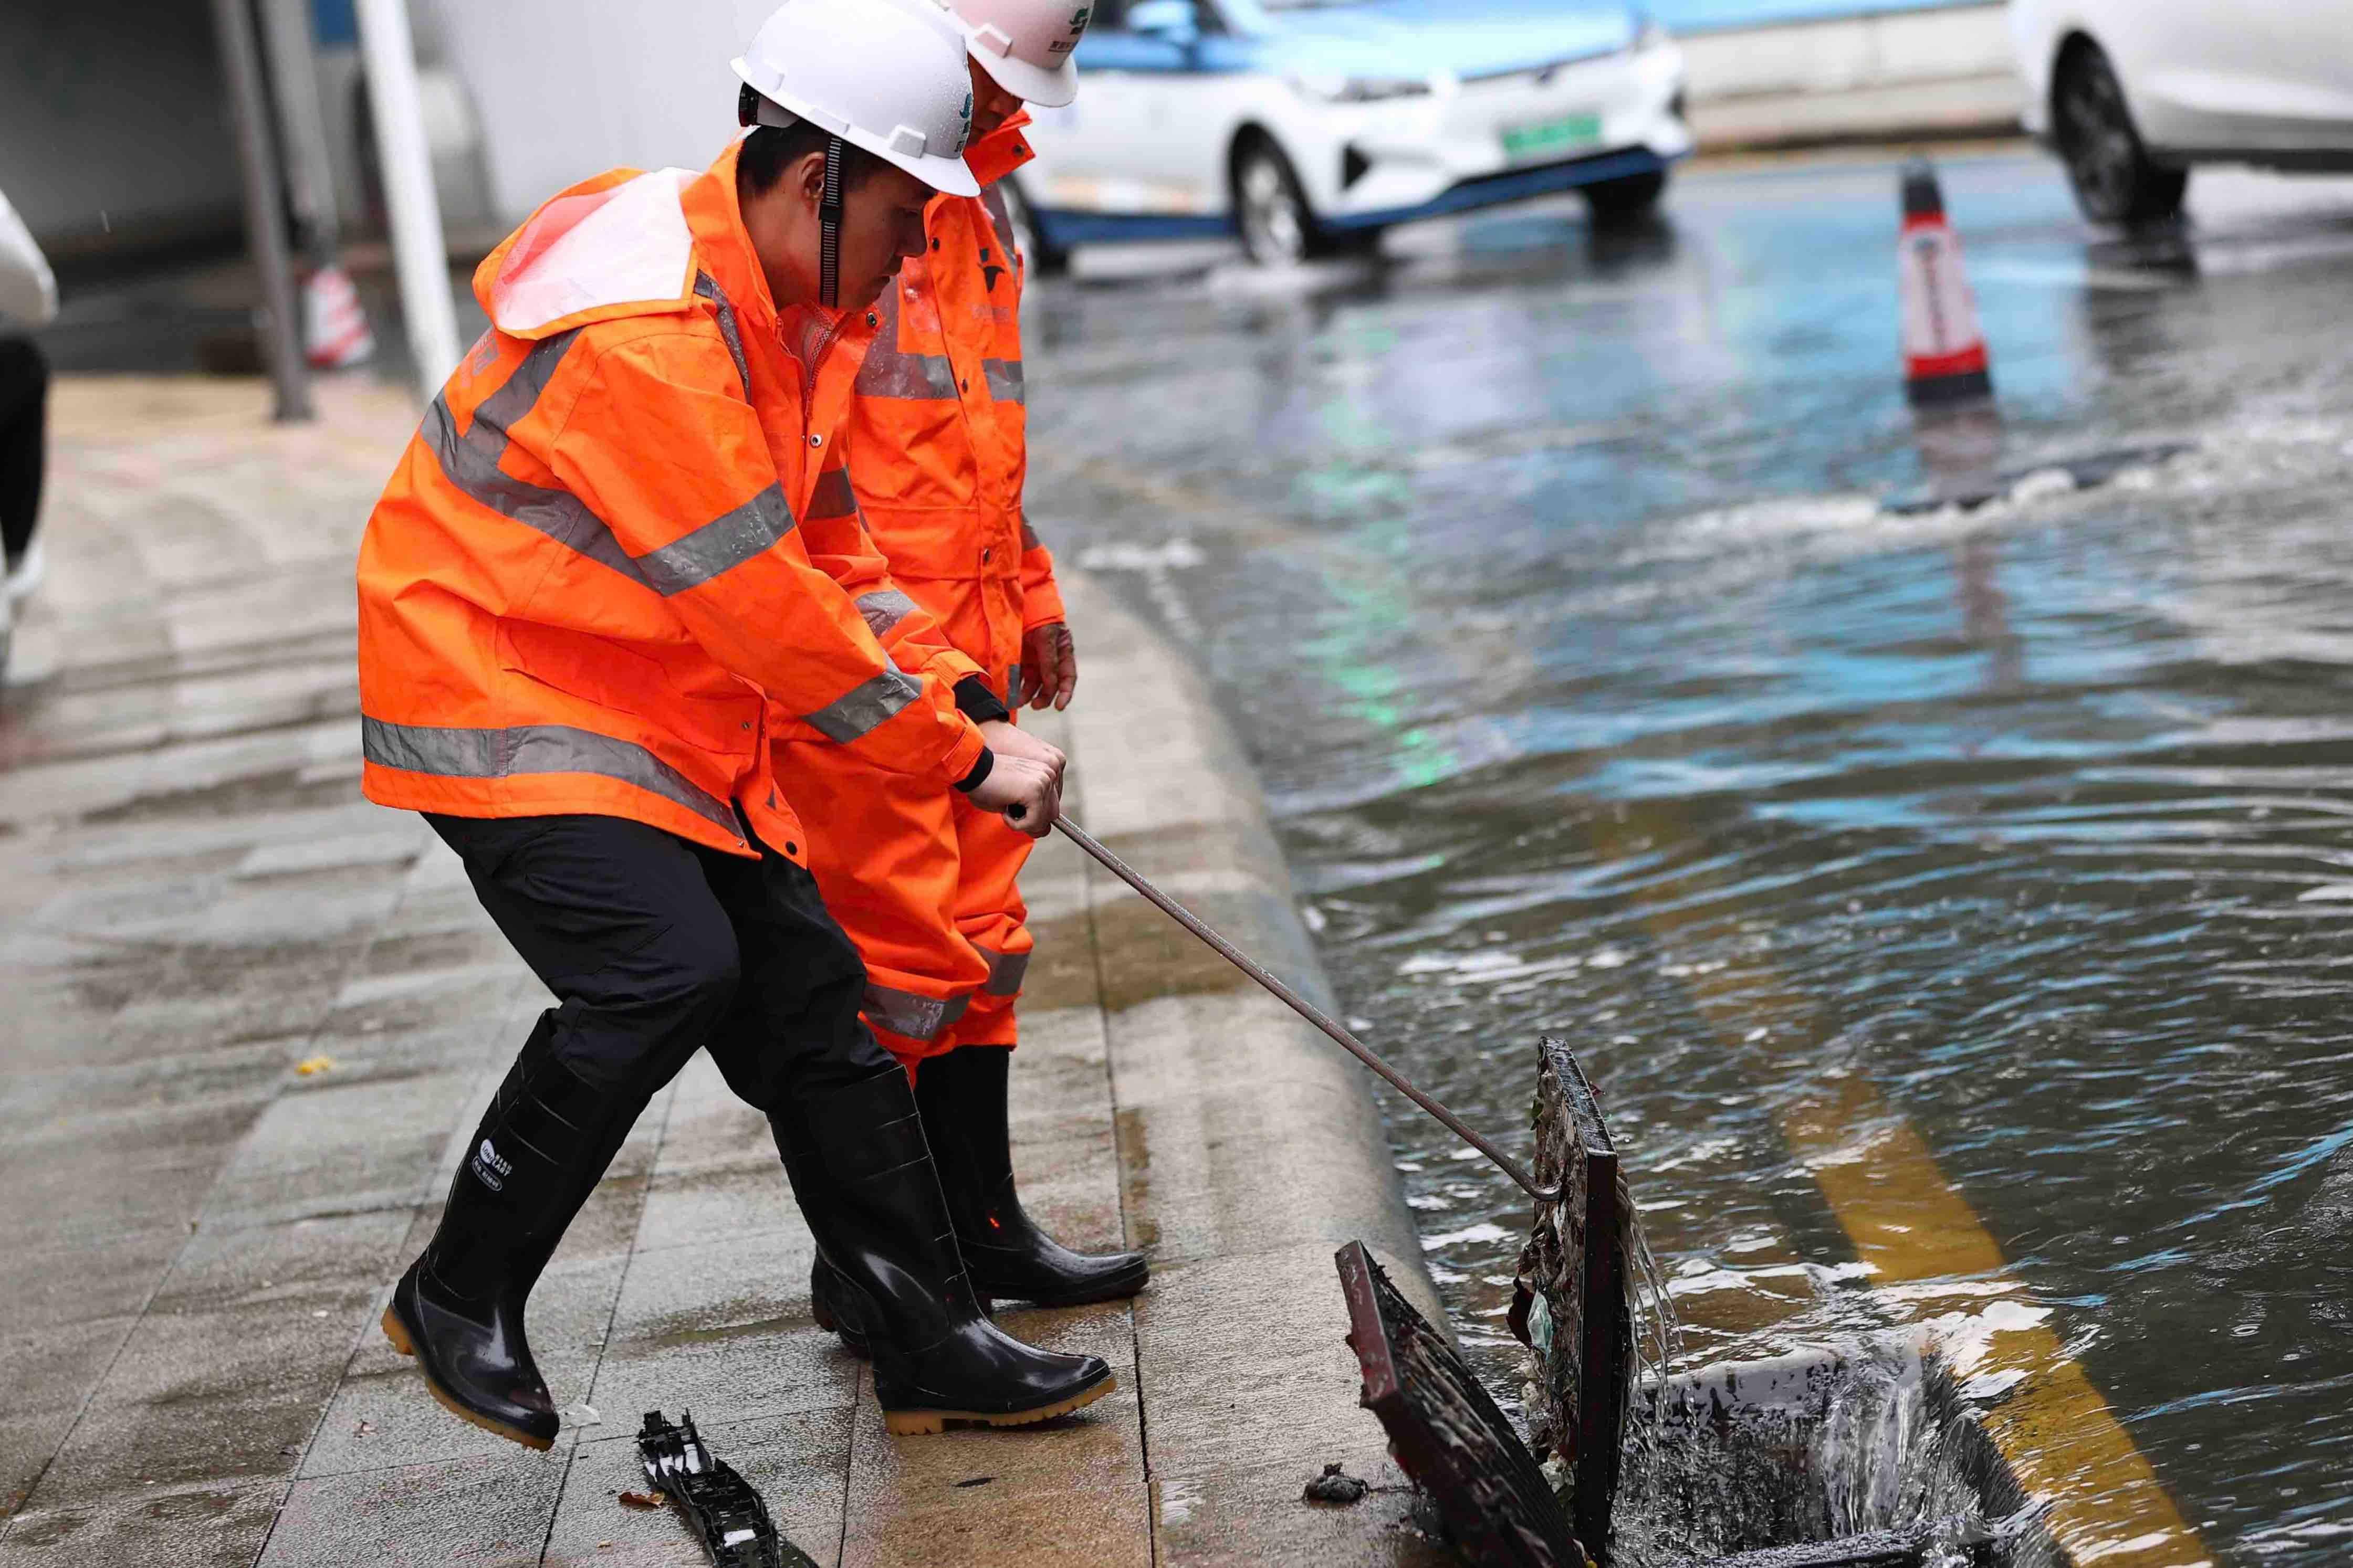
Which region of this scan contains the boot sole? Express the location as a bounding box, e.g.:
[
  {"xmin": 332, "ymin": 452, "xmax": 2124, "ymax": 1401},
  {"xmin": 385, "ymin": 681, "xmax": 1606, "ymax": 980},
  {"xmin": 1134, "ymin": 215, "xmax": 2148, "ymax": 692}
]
[
  {"xmin": 380, "ymin": 1306, "xmax": 556, "ymax": 1453},
  {"xmin": 883, "ymin": 1370, "xmax": 1116, "ymax": 1436}
]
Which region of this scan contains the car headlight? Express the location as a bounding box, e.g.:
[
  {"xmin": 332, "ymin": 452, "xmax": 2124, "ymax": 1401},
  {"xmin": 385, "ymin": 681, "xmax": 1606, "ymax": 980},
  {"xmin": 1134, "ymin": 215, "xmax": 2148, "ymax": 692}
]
[{"xmin": 1289, "ymin": 72, "xmax": 1434, "ymax": 104}]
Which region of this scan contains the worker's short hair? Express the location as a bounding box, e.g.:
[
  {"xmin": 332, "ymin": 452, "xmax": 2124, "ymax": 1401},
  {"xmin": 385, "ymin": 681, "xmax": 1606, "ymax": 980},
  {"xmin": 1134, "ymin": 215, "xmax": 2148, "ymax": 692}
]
[{"xmin": 737, "ymin": 121, "xmax": 895, "ymax": 198}]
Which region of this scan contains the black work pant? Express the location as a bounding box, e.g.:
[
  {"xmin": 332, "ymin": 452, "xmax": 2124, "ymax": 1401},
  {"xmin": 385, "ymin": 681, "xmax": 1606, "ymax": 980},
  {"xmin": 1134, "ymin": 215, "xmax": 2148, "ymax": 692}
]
[
  {"xmin": 427, "ymin": 812, "xmax": 896, "ymax": 1112},
  {"xmin": 0, "ymin": 336, "xmax": 46, "ymax": 567}
]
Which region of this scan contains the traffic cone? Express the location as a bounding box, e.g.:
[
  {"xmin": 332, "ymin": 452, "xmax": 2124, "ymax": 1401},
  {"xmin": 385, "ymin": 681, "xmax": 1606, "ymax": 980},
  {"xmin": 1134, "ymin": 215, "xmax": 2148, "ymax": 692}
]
[
  {"xmin": 302, "ymin": 264, "xmax": 377, "ymax": 371},
  {"xmin": 1897, "ymin": 159, "xmax": 1992, "ymax": 408}
]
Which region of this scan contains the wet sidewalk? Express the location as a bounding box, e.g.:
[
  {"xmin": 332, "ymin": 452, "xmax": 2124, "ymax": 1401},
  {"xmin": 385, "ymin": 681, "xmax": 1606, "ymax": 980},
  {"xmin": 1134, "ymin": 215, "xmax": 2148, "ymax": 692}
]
[{"xmin": 0, "ymin": 377, "xmax": 1447, "ymax": 1567}]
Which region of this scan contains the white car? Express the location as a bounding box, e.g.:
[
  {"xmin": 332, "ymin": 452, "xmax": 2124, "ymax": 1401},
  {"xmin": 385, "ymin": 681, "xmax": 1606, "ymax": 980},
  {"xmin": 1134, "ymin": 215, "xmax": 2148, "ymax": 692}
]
[
  {"xmin": 2011, "ymin": 0, "xmax": 2353, "ymax": 224},
  {"xmin": 1010, "ymin": 0, "xmax": 1691, "ymax": 268}
]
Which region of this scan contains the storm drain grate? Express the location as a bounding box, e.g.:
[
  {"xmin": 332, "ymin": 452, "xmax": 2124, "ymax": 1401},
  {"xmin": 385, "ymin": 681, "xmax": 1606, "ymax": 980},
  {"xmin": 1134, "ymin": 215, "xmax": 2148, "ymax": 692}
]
[{"xmin": 1337, "ymin": 1241, "xmax": 1586, "ymax": 1568}]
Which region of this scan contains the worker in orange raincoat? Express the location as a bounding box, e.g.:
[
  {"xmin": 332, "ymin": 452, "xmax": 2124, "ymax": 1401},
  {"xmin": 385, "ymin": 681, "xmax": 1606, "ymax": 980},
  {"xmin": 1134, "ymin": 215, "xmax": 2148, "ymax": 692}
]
[
  {"xmin": 355, "ymin": 0, "xmax": 1114, "ymax": 1452},
  {"xmin": 787, "ymin": 0, "xmax": 1151, "ymax": 1346}
]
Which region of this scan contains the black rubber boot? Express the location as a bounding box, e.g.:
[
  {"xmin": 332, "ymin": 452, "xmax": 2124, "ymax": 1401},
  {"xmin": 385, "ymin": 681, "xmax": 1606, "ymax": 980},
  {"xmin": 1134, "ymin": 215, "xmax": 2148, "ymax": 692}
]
[
  {"xmin": 772, "ymin": 1069, "xmax": 1115, "ymax": 1435},
  {"xmin": 917, "ymin": 1045, "xmax": 1149, "ymax": 1307},
  {"xmin": 382, "ymin": 1019, "xmax": 645, "ymax": 1451}
]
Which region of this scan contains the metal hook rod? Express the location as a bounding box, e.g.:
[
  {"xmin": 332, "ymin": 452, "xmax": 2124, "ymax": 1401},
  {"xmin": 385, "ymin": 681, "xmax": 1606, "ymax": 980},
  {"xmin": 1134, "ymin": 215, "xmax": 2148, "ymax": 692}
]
[{"xmin": 1054, "ymin": 817, "xmax": 1563, "ymax": 1204}]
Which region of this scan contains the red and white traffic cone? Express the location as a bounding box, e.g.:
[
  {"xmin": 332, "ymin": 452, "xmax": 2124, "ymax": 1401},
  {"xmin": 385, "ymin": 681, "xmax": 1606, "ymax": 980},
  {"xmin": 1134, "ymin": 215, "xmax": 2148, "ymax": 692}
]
[
  {"xmin": 302, "ymin": 263, "xmax": 377, "ymax": 371},
  {"xmin": 1898, "ymin": 159, "xmax": 1992, "ymax": 408}
]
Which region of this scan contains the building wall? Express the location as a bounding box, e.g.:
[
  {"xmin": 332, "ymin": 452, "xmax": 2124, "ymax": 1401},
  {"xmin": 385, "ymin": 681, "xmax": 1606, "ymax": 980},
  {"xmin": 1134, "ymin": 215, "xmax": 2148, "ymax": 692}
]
[
  {"xmin": 413, "ymin": 0, "xmax": 772, "ymax": 223},
  {"xmin": 0, "ymin": 0, "xmax": 242, "ymax": 256}
]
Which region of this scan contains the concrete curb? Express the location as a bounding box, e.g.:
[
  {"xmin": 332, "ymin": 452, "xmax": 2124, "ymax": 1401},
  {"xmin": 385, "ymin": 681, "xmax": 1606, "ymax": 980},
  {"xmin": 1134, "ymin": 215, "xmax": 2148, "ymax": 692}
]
[{"xmin": 1052, "ymin": 568, "xmax": 1453, "ymax": 1565}]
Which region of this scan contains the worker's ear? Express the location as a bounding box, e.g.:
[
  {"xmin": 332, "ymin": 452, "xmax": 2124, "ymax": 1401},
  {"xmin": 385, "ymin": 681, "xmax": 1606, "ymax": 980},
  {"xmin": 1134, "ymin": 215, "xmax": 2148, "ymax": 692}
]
[{"xmin": 795, "ymin": 150, "xmax": 831, "ymax": 208}]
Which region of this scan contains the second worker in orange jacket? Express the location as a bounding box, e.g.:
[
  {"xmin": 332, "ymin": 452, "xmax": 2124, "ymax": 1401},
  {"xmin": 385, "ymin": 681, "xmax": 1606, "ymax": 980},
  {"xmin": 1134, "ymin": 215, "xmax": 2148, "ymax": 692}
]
[{"xmin": 784, "ymin": 2, "xmax": 1153, "ymax": 1330}]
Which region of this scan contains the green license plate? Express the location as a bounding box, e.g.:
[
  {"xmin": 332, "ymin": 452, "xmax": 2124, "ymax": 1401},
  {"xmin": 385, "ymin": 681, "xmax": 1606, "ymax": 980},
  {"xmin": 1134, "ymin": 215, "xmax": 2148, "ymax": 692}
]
[{"xmin": 1502, "ymin": 113, "xmax": 1603, "ymax": 162}]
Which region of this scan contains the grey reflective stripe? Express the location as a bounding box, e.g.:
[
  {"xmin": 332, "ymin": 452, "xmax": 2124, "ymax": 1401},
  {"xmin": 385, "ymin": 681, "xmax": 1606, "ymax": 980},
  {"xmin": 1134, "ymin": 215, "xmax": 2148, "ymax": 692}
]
[
  {"xmin": 694, "ymin": 273, "xmax": 751, "ymax": 395},
  {"xmin": 423, "ymin": 333, "xmax": 652, "ymax": 588},
  {"xmin": 1006, "ymin": 664, "xmax": 1024, "ymax": 707},
  {"xmin": 804, "ymin": 664, "xmax": 923, "ymax": 743},
  {"xmin": 1020, "ymin": 519, "xmax": 1042, "ymax": 552},
  {"xmin": 864, "ymin": 984, "xmax": 969, "ymax": 1042},
  {"xmin": 983, "ymin": 359, "xmax": 1025, "ymax": 406},
  {"xmin": 981, "ymin": 184, "xmax": 1018, "ymax": 256},
  {"xmin": 856, "ymin": 590, "xmax": 918, "ymax": 639},
  {"xmin": 809, "ymin": 467, "xmax": 859, "ymax": 520},
  {"xmin": 634, "ymin": 483, "xmax": 796, "ymax": 597},
  {"xmin": 857, "ymin": 346, "xmax": 959, "ymax": 401},
  {"xmin": 979, "ymin": 948, "xmax": 1030, "ymax": 997},
  {"xmin": 361, "ymin": 717, "xmax": 738, "ymax": 835}
]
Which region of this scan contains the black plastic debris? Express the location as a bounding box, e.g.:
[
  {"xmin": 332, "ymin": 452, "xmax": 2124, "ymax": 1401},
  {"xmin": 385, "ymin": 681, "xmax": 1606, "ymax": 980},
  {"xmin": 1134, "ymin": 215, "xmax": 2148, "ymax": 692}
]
[
  {"xmin": 1303, "ymin": 1462, "xmax": 1369, "ymax": 1506},
  {"xmin": 637, "ymin": 1409, "xmax": 816, "ymax": 1568},
  {"xmin": 1337, "ymin": 1241, "xmax": 1586, "ymax": 1568}
]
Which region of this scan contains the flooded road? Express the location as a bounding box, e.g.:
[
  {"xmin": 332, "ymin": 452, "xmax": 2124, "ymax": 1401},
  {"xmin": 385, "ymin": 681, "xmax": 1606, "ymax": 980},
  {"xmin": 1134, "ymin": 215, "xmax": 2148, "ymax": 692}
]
[{"xmin": 1021, "ymin": 151, "xmax": 2353, "ymax": 1565}]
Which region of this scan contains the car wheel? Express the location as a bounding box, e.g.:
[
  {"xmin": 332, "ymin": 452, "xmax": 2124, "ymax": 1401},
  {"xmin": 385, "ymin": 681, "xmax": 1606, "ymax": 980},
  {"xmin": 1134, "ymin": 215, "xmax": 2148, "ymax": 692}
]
[
  {"xmin": 1000, "ymin": 177, "xmax": 1071, "ymax": 278},
  {"xmin": 1235, "ymin": 139, "xmax": 1316, "ymax": 267},
  {"xmin": 1583, "ymin": 169, "xmax": 1668, "ymax": 225},
  {"xmin": 2053, "ymin": 41, "xmax": 2187, "ymax": 226}
]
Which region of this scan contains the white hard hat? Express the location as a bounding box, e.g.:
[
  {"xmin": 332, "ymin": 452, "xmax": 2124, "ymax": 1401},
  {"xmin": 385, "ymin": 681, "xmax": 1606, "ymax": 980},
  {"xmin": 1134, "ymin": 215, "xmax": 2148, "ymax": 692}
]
[
  {"xmin": 733, "ymin": 0, "xmax": 982, "ymax": 198},
  {"xmin": 943, "ymin": 0, "xmax": 1094, "ymax": 108}
]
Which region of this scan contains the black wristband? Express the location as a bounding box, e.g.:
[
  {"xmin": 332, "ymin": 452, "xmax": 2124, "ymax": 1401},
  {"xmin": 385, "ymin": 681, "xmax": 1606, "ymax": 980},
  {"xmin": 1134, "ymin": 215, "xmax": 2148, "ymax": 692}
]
[
  {"xmin": 955, "ymin": 744, "xmax": 996, "ymax": 794},
  {"xmin": 954, "ymin": 675, "xmax": 1011, "ymax": 725}
]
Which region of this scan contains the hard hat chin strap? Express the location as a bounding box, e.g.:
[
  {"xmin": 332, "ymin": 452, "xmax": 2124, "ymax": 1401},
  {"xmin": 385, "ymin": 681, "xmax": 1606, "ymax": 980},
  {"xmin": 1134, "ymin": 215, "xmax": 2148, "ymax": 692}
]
[
  {"xmin": 819, "ymin": 135, "xmax": 845, "ymax": 312},
  {"xmin": 737, "ymin": 89, "xmax": 849, "ymax": 313}
]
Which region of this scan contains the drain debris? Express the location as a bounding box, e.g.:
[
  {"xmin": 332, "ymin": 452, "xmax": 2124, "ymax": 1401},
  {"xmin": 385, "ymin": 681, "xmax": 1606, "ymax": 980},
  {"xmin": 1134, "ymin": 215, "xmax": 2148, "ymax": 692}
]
[{"xmin": 1304, "ymin": 1464, "xmax": 1369, "ymax": 1506}]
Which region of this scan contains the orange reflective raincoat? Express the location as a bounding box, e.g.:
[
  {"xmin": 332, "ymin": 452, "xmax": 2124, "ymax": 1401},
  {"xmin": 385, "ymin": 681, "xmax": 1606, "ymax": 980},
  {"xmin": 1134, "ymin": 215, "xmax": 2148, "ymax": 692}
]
[
  {"xmin": 358, "ymin": 141, "xmax": 987, "ymax": 865},
  {"xmin": 780, "ymin": 120, "xmax": 1063, "ymax": 1059}
]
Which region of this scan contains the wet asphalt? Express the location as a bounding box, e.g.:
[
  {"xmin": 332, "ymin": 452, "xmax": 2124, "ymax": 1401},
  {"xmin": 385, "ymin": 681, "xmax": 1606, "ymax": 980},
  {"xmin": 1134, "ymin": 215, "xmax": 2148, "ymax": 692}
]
[{"xmin": 1019, "ymin": 149, "xmax": 2353, "ymax": 1565}]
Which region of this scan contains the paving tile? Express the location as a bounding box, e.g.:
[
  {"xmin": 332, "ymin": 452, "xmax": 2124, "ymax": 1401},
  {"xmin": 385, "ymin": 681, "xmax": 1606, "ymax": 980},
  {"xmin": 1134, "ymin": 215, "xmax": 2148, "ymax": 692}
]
[
  {"xmin": 24, "ymin": 1283, "xmax": 383, "ymax": 1511},
  {"xmin": 0, "ymin": 1317, "xmax": 139, "ymax": 1518},
  {"xmin": 541, "ymin": 1406, "xmax": 852, "ymax": 1568},
  {"xmin": 0, "ymin": 1478, "xmax": 288, "ymax": 1568},
  {"xmin": 841, "ymin": 1468, "xmax": 1149, "ymax": 1568},
  {"xmin": 0, "ymin": 1229, "xmax": 188, "ymax": 1331},
  {"xmin": 1149, "ymin": 1438, "xmax": 1449, "ymax": 1568},
  {"xmin": 0, "ymin": 1036, "xmax": 301, "ymax": 1127},
  {"xmin": 633, "ymin": 1157, "xmax": 806, "ymax": 1254},
  {"xmin": 1128, "ymin": 1242, "xmax": 1440, "ymax": 1483},
  {"xmin": 151, "ymin": 1209, "xmax": 413, "ymax": 1317},
  {"xmin": 0, "ymin": 1097, "xmax": 267, "ymax": 1252},
  {"xmin": 318, "ymin": 961, "xmax": 534, "ymax": 1043},
  {"xmin": 198, "ymin": 1068, "xmax": 487, "ymax": 1229},
  {"xmin": 590, "ymin": 1228, "xmax": 851, "ymax": 1435},
  {"xmin": 1111, "ymin": 1071, "xmax": 1423, "ymax": 1268},
  {"xmin": 255, "ymin": 1447, "xmax": 564, "ymax": 1568}
]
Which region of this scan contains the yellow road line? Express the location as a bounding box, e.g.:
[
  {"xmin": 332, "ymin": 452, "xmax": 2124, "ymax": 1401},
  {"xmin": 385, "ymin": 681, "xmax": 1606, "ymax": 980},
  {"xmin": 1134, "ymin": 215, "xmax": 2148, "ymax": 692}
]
[{"xmin": 1593, "ymin": 805, "xmax": 2209, "ymax": 1568}]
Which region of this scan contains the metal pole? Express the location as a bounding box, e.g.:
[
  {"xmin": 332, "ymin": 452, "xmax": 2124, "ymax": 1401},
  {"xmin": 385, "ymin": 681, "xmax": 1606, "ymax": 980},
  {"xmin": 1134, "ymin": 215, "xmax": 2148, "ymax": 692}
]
[
  {"xmin": 1054, "ymin": 817, "xmax": 1564, "ymax": 1203},
  {"xmin": 256, "ymin": 0, "xmax": 344, "ymax": 267},
  {"xmin": 353, "ymin": 0, "xmax": 463, "ymax": 397},
  {"xmin": 209, "ymin": 0, "xmax": 314, "ymax": 422}
]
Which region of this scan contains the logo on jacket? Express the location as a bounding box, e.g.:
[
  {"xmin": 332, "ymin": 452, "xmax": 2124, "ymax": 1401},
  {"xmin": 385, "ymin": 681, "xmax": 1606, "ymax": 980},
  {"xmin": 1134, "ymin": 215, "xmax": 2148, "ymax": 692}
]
[{"xmin": 979, "ymin": 246, "xmax": 1008, "ymax": 294}]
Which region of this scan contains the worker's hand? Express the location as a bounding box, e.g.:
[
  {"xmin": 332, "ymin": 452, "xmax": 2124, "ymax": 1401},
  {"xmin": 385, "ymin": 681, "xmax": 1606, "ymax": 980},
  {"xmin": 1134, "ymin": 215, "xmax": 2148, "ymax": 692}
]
[
  {"xmin": 979, "ymin": 719, "xmax": 1065, "ymax": 781},
  {"xmin": 968, "ymin": 753, "xmax": 1059, "ymax": 838},
  {"xmin": 1021, "ymin": 622, "xmax": 1078, "ymax": 712}
]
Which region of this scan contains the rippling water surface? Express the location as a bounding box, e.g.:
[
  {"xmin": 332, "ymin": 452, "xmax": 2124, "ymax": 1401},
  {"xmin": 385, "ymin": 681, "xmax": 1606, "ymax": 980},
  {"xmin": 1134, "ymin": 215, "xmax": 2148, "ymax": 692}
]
[{"xmin": 1028, "ymin": 154, "xmax": 2353, "ymax": 1563}]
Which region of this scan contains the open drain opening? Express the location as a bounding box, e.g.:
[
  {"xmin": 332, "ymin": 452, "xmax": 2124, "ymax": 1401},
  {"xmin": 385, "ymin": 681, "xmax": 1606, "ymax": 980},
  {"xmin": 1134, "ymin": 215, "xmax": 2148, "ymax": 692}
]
[{"xmin": 1339, "ymin": 1039, "xmax": 2053, "ymax": 1568}]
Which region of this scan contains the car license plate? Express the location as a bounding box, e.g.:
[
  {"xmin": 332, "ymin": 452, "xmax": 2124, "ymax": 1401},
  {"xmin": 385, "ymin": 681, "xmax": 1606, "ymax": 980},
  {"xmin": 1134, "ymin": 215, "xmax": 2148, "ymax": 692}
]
[{"xmin": 1502, "ymin": 113, "xmax": 1603, "ymax": 163}]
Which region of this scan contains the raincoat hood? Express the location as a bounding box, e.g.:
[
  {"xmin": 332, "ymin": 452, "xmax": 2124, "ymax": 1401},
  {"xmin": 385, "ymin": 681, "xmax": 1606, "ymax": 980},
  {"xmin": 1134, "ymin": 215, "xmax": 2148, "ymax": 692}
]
[{"xmin": 472, "ymin": 166, "xmax": 703, "ymax": 341}]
